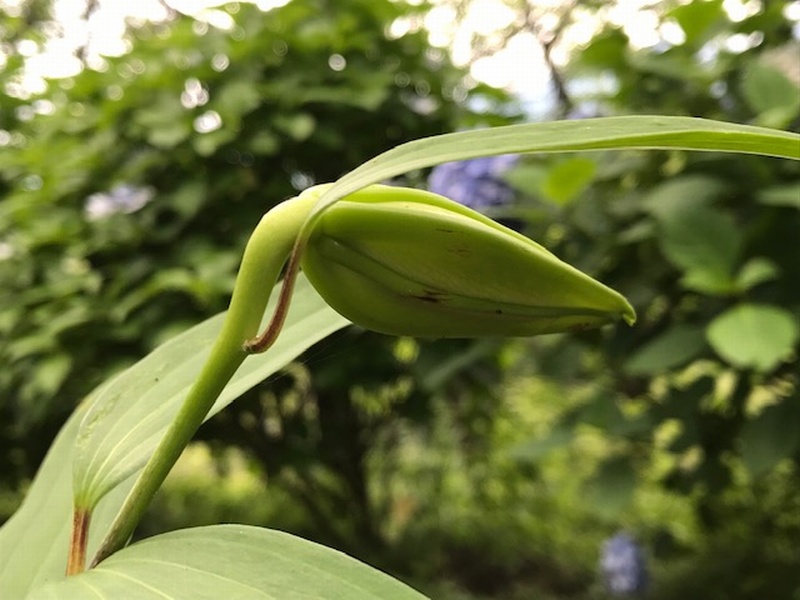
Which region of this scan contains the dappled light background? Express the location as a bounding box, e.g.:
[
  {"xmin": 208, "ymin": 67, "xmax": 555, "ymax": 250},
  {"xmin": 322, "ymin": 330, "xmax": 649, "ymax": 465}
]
[{"xmin": 1, "ymin": 1, "xmax": 799, "ymax": 598}]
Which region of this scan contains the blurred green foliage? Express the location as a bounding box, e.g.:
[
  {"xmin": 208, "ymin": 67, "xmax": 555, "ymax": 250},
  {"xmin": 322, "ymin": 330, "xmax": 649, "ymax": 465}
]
[
  {"xmin": 0, "ymin": 0, "xmax": 504, "ymax": 489},
  {"xmin": 493, "ymin": 0, "xmax": 800, "ymax": 597},
  {"xmin": 2, "ymin": 0, "xmax": 800, "ymax": 599}
]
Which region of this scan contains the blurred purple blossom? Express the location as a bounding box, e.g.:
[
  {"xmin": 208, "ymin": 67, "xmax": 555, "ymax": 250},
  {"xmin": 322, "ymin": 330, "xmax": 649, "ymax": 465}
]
[
  {"xmin": 600, "ymin": 532, "xmax": 648, "ymax": 595},
  {"xmin": 84, "ymin": 184, "xmax": 154, "ymax": 221},
  {"xmin": 427, "ymin": 154, "xmax": 519, "ymax": 212}
]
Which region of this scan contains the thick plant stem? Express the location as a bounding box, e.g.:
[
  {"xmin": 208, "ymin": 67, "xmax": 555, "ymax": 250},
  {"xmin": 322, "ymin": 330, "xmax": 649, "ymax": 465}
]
[
  {"xmin": 89, "ymin": 194, "xmax": 316, "ymax": 567},
  {"xmin": 66, "ymin": 508, "xmax": 90, "ymax": 575}
]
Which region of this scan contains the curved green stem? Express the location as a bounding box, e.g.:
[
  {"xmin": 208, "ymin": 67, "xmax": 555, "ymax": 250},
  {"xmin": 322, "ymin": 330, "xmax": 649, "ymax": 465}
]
[
  {"xmin": 89, "ymin": 194, "xmax": 316, "ymax": 567},
  {"xmin": 244, "ymin": 186, "xmax": 325, "ymax": 353},
  {"xmin": 242, "ymin": 234, "xmax": 307, "ymax": 353}
]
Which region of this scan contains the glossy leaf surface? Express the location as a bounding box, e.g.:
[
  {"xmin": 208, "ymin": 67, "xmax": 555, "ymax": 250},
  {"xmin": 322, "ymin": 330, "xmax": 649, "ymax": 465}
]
[
  {"xmin": 28, "ymin": 526, "xmax": 427, "ymax": 600},
  {"xmin": 73, "ymin": 275, "xmax": 349, "ymax": 509}
]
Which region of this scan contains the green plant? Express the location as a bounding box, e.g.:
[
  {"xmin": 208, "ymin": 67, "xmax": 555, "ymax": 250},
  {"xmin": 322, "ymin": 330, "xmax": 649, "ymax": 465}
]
[{"xmin": 0, "ymin": 117, "xmax": 796, "ymax": 598}]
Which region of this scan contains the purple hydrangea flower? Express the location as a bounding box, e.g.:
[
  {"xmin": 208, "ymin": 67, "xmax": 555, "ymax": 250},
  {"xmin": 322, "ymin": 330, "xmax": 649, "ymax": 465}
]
[
  {"xmin": 427, "ymin": 154, "xmax": 519, "ymax": 212},
  {"xmin": 84, "ymin": 184, "xmax": 154, "ymax": 221},
  {"xmin": 600, "ymin": 532, "xmax": 648, "ymax": 595}
]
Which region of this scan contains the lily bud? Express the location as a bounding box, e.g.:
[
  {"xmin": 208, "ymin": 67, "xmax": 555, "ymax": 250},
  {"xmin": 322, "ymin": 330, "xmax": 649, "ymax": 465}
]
[{"xmin": 299, "ymin": 184, "xmax": 635, "ymax": 337}]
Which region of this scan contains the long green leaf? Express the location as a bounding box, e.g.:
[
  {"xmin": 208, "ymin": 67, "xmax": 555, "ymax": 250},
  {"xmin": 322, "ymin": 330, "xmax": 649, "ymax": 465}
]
[
  {"xmin": 0, "ymin": 403, "xmax": 136, "ymax": 599},
  {"xmin": 305, "ymin": 116, "xmax": 800, "ymax": 228},
  {"xmin": 27, "ymin": 525, "xmax": 428, "ymax": 600},
  {"xmin": 0, "ymin": 405, "xmax": 81, "ymax": 597},
  {"xmin": 0, "ymin": 275, "xmax": 348, "ymax": 598},
  {"xmin": 73, "ymin": 274, "xmax": 349, "ymax": 509}
]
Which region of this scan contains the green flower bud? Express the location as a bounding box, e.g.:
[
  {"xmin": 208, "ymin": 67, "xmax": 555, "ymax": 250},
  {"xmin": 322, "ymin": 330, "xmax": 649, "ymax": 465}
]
[{"xmin": 299, "ymin": 184, "xmax": 635, "ymax": 337}]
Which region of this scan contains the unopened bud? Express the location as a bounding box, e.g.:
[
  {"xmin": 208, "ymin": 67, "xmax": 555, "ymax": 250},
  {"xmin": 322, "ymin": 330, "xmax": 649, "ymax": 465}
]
[{"xmin": 299, "ymin": 184, "xmax": 635, "ymax": 337}]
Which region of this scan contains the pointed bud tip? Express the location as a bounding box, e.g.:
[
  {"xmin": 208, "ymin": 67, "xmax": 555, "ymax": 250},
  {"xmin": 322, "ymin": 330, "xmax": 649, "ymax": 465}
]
[{"xmin": 622, "ymin": 303, "xmax": 637, "ymax": 326}]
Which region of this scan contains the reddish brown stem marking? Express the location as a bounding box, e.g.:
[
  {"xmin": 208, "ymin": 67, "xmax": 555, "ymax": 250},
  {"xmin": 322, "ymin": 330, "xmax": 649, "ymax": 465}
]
[
  {"xmin": 66, "ymin": 507, "xmax": 90, "ymax": 575},
  {"xmin": 242, "ymin": 240, "xmax": 304, "ymax": 354}
]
